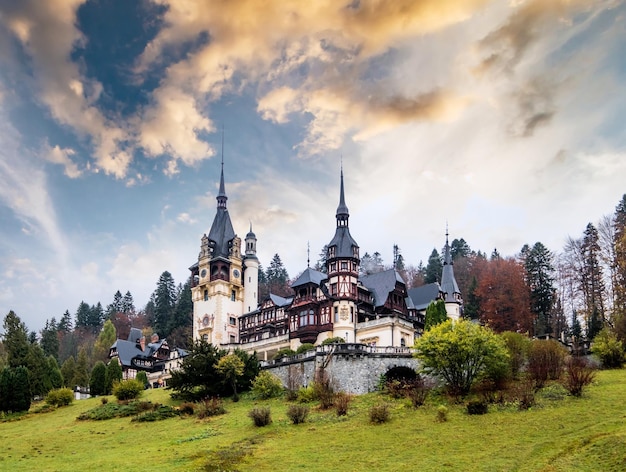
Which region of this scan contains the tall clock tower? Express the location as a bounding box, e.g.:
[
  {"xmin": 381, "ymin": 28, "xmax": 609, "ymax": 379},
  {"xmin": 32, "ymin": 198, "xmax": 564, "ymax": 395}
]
[{"xmin": 192, "ymin": 161, "xmax": 244, "ymax": 345}]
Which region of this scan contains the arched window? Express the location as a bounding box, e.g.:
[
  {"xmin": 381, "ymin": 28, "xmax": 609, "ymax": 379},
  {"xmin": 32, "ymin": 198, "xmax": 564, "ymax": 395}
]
[{"xmin": 204, "ymin": 290, "xmax": 208, "ymax": 301}]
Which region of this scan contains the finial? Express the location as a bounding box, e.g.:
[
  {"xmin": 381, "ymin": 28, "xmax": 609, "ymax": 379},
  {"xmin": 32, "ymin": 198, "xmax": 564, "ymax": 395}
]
[{"xmin": 307, "ymin": 241, "xmax": 310, "ymax": 268}]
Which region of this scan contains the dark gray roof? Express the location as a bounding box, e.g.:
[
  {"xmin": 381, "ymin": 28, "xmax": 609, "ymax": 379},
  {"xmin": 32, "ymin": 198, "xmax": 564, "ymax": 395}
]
[
  {"xmin": 441, "ymin": 234, "xmax": 461, "ymax": 302},
  {"xmin": 207, "ymin": 208, "xmax": 236, "ymax": 258},
  {"xmin": 328, "ymin": 227, "xmax": 359, "ymax": 259},
  {"xmin": 408, "ymin": 283, "xmax": 442, "ymax": 311},
  {"xmin": 269, "ymin": 293, "xmax": 293, "ymax": 307},
  {"xmin": 292, "ymin": 267, "xmax": 326, "ymax": 287},
  {"xmin": 360, "ymin": 269, "xmax": 405, "ymax": 308}
]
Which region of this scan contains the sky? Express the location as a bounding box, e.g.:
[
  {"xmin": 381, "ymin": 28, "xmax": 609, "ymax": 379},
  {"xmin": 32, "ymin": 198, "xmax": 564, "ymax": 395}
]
[{"xmin": 1, "ymin": 0, "xmax": 625, "ymax": 333}]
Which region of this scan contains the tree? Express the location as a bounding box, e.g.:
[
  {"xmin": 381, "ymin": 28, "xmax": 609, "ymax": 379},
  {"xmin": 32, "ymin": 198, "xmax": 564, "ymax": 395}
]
[
  {"xmin": 424, "ymin": 300, "xmax": 448, "ymax": 331},
  {"xmin": 75, "ymin": 301, "xmax": 92, "ymax": 331},
  {"xmin": 168, "ymin": 339, "xmax": 224, "ymax": 400},
  {"xmin": 93, "ymin": 320, "xmax": 117, "ymax": 365},
  {"xmin": 0, "ymin": 366, "xmax": 31, "ymax": 413},
  {"xmin": 360, "ymin": 251, "xmax": 384, "ymax": 276},
  {"xmin": 463, "ymin": 276, "xmax": 480, "ymax": 320},
  {"xmin": 475, "ymin": 257, "xmax": 533, "ymax": 334},
  {"xmin": 152, "ymin": 271, "xmax": 177, "ymax": 337},
  {"xmin": 266, "ymin": 254, "xmax": 290, "ymax": 296},
  {"xmin": 72, "ymin": 348, "xmax": 89, "ymax": 387},
  {"xmin": 523, "ymin": 242, "xmax": 556, "ymax": 337},
  {"xmin": 47, "ymin": 356, "xmax": 63, "ymax": 390},
  {"xmin": 89, "ymin": 361, "xmax": 107, "ymax": 396},
  {"xmin": 450, "ymin": 238, "xmax": 472, "ymax": 261},
  {"xmin": 58, "ymin": 310, "xmax": 73, "ymax": 332},
  {"xmin": 215, "ymin": 354, "xmax": 245, "ymax": 401},
  {"xmin": 582, "ymin": 223, "xmax": 606, "ymax": 338},
  {"xmin": 414, "ymin": 319, "xmax": 509, "ymax": 396},
  {"xmin": 614, "ymin": 195, "xmax": 626, "ymax": 317},
  {"xmin": 26, "ymin": 343, "xmax": 51, "ymax": 397},
  {"xmin": 106, "ymin": 290, "xmax": 124, "ymax": 318},
  {"xmin": 168, "ymin": 280, "xmax": 193, "ymax": 338},
  {"xmin": 314, "ymin": 245, "xmax": 329, "ymax": 274},
  {"xmin": 40, "ymin": 318, "xmax": 60, "ymax": 361},
  {"xmin": 60, "ymin": 356, "xmax": 76, "ymax": 388},
  {"xmin": 105, "ymin": 358, "xmax": 123, "ymax": 394},
  {"xmin": 2, "ymin": 311, "xmax": 30, "ymax": 368},
  {"xmin": 122, "ymin": 291, "xmax": 135, "ymax": 314},
  {"xmin": 424, "ymin": 249, "xmax": 442, "ymax": 284}
]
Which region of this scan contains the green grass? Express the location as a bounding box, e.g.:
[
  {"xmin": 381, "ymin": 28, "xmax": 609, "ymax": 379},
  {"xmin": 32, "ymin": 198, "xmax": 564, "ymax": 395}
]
[{"xmin": 1, "ymin": 370, "xmax": 626, "ymax": 471}]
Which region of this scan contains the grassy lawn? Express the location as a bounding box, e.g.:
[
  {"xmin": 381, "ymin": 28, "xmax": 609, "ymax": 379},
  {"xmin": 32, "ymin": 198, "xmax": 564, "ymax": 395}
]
[{"xmin": 1, "ymin": 369, "xmax": 625, "ymax": 471}]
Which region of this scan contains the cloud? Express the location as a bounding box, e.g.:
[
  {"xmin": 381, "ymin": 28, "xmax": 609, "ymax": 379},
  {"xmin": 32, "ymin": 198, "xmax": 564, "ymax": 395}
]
[
  {"xmin": 43, "ymin": 143, "xmax": 82, "ymax": 178},
  {"xmin": 177, "ymin": 212, "xmax": 197, "ymax": 224}
]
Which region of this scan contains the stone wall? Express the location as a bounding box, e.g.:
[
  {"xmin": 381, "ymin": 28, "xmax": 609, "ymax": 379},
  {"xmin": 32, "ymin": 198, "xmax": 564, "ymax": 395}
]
[{"xmin": 262, "ymin": 343, "xmax": 419, "ymax": 395}]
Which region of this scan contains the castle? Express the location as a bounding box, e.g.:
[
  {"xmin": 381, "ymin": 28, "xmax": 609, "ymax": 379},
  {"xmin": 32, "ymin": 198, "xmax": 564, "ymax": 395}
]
[{"xmin": 189, "ymin": 161, "xmax": 463, "ymax": 361}]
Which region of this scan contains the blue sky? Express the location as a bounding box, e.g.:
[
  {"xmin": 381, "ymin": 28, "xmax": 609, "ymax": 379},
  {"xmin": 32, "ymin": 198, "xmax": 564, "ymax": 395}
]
[{"xmin": 1, "ymin": 0, "xmax": 625, "ymax": 332}]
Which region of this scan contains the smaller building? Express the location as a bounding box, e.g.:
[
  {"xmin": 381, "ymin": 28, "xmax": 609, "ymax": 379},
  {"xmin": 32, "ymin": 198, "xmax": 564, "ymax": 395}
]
[{"xmin": 108, "ymin": 328, "xmax": 171, "ymax": 380}]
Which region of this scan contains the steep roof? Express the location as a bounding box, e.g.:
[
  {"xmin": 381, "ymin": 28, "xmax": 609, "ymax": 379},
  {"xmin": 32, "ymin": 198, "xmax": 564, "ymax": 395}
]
[
  {"xmin": 207, "ymin": 161, "xmax": 236, "ymax": 258},
  {"xmin": 291, "ymin": 267, "xmax": 326, "ymax": 287},
  {"xmin": 269, "ymin": 293, "xmax": 293, "ymax": 307},
  {"xmin": 408, "ymin": 283, "xmax": 442, "ymax": 311},
  {"xmin": 327, "ymin": 169, "xmax": 358, "ymax": 259},
  {"xmin": 360, "ymin": 269, "xmax": 405, "ymax": 308},
  {"xmin": 441, "ymin": 231, "xmax": 461, "ymax": 302}
]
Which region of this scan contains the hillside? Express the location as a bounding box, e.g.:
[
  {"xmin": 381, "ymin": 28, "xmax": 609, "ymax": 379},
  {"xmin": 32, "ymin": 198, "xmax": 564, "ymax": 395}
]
[{"xmin": 2, "ymin": 369, "xmax": 626, "ymax": 471}]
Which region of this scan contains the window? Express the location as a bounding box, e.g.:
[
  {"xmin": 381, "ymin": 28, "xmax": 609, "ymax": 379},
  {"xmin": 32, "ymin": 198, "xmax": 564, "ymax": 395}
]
[
  {"xmin": 400, "ymin": 338, "xmax": 406, "ymax": 347},
  {"xmin": 231, "ymin": 290, "xmax": 236, "ymax": 301},
  {"xmin": 229, "ymin": 317, "xmax": 236, "ymax": 325},
  {"xmin": 204, "ymin": 290, "xmax": 208, "ymax": 301},
  {"xmin": 331, "ymin": 283, "xmax": 338, "ymax": 295},
  {"xmin": 230, "ymin": 335, "xmax": 236, "ymax": 343},
  {"xmin": 334, "ymin": 306, "xmax": 338, "ymax": 323},
  {"xmin": 341, "ymin": 261, "xmax": 348, "ymax": 270},
  {"xmin": 330, "ymin": 262, "xmax": 336, "ymax": 272},
  {"xmin": 202, "ymin": 334, "xmax": 209, "ymax": 342}
]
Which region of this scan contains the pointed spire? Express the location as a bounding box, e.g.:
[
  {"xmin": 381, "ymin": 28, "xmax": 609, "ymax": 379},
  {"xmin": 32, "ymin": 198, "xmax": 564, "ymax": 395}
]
[
  {"xmin": 336, "ymin": 161, "xmax": 349, "ymax": 227},
  {"xmin": 307, "ymin": 241, "xmax": 310, "ymax": 268},
  {"xmin": 443, "ymin": 223, "xmax": 452, "ymax": 265},
  {"xmin": 217, "ymin": 126, "xmax": 227, "ymax": 209}
]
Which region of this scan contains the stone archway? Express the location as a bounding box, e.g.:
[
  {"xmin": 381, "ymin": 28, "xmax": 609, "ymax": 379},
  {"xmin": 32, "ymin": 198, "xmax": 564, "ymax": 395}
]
[{"xmin": 385, "ymin": 365, "xmax": 417, "ymax": 382}]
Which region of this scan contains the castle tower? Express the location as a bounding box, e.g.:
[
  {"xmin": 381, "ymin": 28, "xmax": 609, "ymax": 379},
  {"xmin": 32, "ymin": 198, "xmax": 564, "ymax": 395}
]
[
  {"xmin": 326, "ymin": 168, "xmax": 360, "ymax": 342},
  {"xmin": 192, "ymin": 159, "xmax": 244, "ymax": 345},
  {"xmin": 243, "ymin": 223, "xmax": 259, "ymax": 314},
  {"xmin": 441, "ymin": 228, "xmax": 463, "ymax": 320}
]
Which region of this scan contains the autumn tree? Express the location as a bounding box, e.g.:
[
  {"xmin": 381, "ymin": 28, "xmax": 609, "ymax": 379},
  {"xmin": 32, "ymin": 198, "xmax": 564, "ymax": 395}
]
[{"xmin": 475, "ymin": 257, "xmax": 533, "ymax": 334}]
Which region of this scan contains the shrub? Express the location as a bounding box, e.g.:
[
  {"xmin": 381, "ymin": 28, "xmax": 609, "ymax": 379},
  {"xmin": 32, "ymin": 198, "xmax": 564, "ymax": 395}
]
[
  {"xmin": 248, "ymin": 407, "xmax": 272, "ymax": 427},
  {"xmin": 101, "ymin": 397, "xmax": 108, "ymax": 405},
  {"xmin": 112, "ymin": 379, "xmax": 144, "ymax": 401},
  {"xmin": 369, "ymin": 403, "xmax": 390, "ymax": 424},
  {"xmin": 406, "ymin": 376, "xmax": 433, "ymax": 408},
  {"xmin": 273, "ymin": 347, "xmax": 296, "ymax": 360},
  {"xmin": 131, "ymin": 405, "xmax": 178, "ymax": 422},
  {"xmin": 296, "ymin": 386, "xmax": 316, "ymax": 403},
  {"xmin": 296, "ymin": 343, "xmax": 316, "ymax": 354},
  {"xmin": 197, "ymin": 397, "xmax": 226, "ymax": 418},
  {"xmin": 45, "ymin": 388, "xmax": 74, "ymax": 407},
  {"xmin": 89, "ymin": 361, "xmax": 107, "ymax": 396},
  {"xmin": 286, "ymin": 404, "xmax": 309, "ymax": 424},
  {"xmin": 251, "ymin": 371, "xmax": 284, "ymax": 400},
  {"xmin": 178, "ymin": 402, "xmax": 195, "ymax": 415},
  {"xmin": 500, "ymin": 332, "xmax": 531, "ymax": 379},
  {"xmin": 527, "ymin": 340, "xmax": 567, "ymax": 388},
  {"xmin": 136, "ymin": 371, "xmax": 149, "ymax": 387},
  {"xmin": 563, "ymin": 357, "xmax": 596, "ymax": 397},
  {"xmin": 466, "ymin": 400, "xmax": 488, "ymax": 415},
  {"xmin": 312, "ymin": 369, "xmax": 335, "ymax": 409},
  {"xmin": 334, "ymin": 392, "xmax": 351, "ymax": 416},
  {"xmin": 436, "ymin": 405, "xmax": 449, "ymax": 422},
  {"xmin": 321, "ymin": 337, "xmax": 345, "ymax": 345},
  {"xmin": 591, "ymin": 328, "xmax": 625, "ymax": 368},
  {"xmin": 514, "ymin": 377, "xmax": 536, "ymax": 410}
]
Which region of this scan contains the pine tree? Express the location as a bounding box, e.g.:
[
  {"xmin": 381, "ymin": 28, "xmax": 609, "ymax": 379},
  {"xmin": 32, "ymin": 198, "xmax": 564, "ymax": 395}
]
[
  {"xmin": 266, "ymin": 254, "xmax": 290, "ymax": 296},
  {"xmin": 105, "ymin": 358, "xmax": 123, "ymax": 394},
  {"xmin": 523, "ymin": 242, "xmax": 556, "ymax": 337},
  {"xmin": 122, "ymin": 291, "xmax": 135, "ymax": 314},
  {"xmin": 93, "ymin": 320, "xmax": 117, "ymax": 364},
  {"xmin": 450, "ymin": 238, "xmax": 472, "ymax": 260},
  {"xmin": 40, "ymin": 318, "xmax": 60, "ymax": 361},
  {"xmin": 424, "ymin": 300, "xmax": 448, "ymax": 330},
  {"xmin": 47, "ymin": 356, "xmax": 63, "ymax": 390},
  {"xmin": 314, "ymin": 245, "xmax": 329, "ymax": 273},
  {"xmin": 2, "ymin": 311, "xmax": 30, "ymax": 368},
  {"xmin": 614, "ymin": 194, "xmax": 626, "ymax": 317},
  {"xmin": 26, "ymin": 343, "xmax": 51, "ymax": 397},
  {"xmin": 424, "ymin": 249, "xmax": 442, "ymax": 284},
  {"xmin": 582, "ymin": 223, "xmax": 606, "ymax": 338},
  {"xmin": 89, "ymin": 361, "xmax": 107, "ymax": 396},
  {"xmin": 72, "ymin": 348, "xmax": 89, "ymax": 387},
  {"xmin": 75, "ymin": 301, "xmax": 91, "ymax": 330},
  {"xmin": 58, "ymin": 310, "xmax": 73, "ymax": 332},
  {"xmin": 60, "ymin": 356, "xmax": 76, "ymax": 388},
  {"xmin": 152, "ymin": 271, "xmax": 177, "ymax": 337},
  {"xmin": 106, "ymin": 290, "xmax": 124, "ymax": 318}
]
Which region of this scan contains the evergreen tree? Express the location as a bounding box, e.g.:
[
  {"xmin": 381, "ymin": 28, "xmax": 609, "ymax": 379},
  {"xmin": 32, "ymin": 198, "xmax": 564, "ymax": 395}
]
[
  {"xmin": 0, "ymin": 366, "xmax": 31, "ymax": 412},
  {"xmin": 93, "ymin": 320, "xmax": 117, "ymax": 364},
  {"xmin": 424, "ymin": 300, "xmax": 448, "ymax": 331},
  {"xmin": 75, "ymin": 301, "xmax": 91, "ymax": 330},
  {"xmin": 88, "ymin": 302, "xmax": 105, "ymax": 333},
  {"xmin": 105, "ymin": 358, "xmax": 123, "ymax": 394},
  {"xmin": 47, "ymin": 356, "xmax": 63, "ymax": 390},
  {"xmin": 314, "ymin": 245, "xmax": 329, "ymax": 273},
  {"xmin": 122, "ymin": 291, "xmax": 135, "ymax": 314},
  {"xmin": 266, "ymin": 254, "xmax": 290, "ymax": 296},
  {"xmin": 60, "ymin": 356, "xmax": 76, "ymax": 388},
  {"xmin": 393, "ymin": 244, "xmax": 405, "ymax": 271},
  {"xmin": 463, "ymin": 276, "xmax": 480, "ymax": 320},
  {"xmin": 2, "ymin": 311, "xmax": 30, "ymax": 368},
  {"xmin": 152, "ymin": 271, "xmax": 177, "ymax": 337},
  {"xmin": 26, "ymin": 343, "xmax": 51, "ymax": 397},
  {"xmin": 491, "ymin": 248, "xmax": 501, "ymax": 260},
  {"xmin": 450, "ymin": 238, "xmax": 472, "ymax": 260},
  {"xmin": 523, "ymin": 242, "xmax": 556, "ymax": 337},
  {"xmin": 73, "ymin": 348, "xmax": 90, "ymax": 387},
  {"xmin": 40, "ymin": 318, "xmax": 60, "ymax": 361},
  {"xmin": 89, "ymin": 361, "xmax": 107, "ymax": 396},
  {"xmin": 613, "ymin": 194, "xmax": 626, "ymax": 317},
  {"xmin": 582, "ymin": 223, "xmax": 606, "ymax": 338},
  {"xmin": 424, "ymin": 249, "xmax": 442, "ymax": 284},
  {"xmin": 106, "ymin": 290, "xmax": 124, "ymax": 318},
  {"xmin": 58, "ymin": 310, "xmax": 73, "ymax": 332}
]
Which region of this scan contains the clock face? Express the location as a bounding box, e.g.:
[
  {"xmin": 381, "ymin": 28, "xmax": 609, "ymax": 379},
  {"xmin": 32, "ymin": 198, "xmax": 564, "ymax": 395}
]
[
  {"xmin": 200, "ymin": 269, "xmax": 207, "ymax": 278},
  {"xmin": 202, "ymin": 316, "xmax": 210, "ymax": 326},
  {"xmin": 233, "ymin": 269, "xmax": 240, "ymax": 278}
]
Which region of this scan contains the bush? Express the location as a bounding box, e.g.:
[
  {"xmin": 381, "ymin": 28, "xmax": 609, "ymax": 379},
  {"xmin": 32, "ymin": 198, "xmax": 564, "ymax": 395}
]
[
  {"xmin": 591, "ymin": 328, "xmax": 625, "ymax": 368},
  {"xmin": 436, "ymin": 405, "xmax": 449, "ymax": 422},
  {"xmin": 286, "ymin": 404, "xmax": 309, "ymax": 424},
  {"xmin": 321, "ymin": 337, "xmax": 345, "ymax": 345},
  {"xmin": 251, "ymin": 371, "xmax": 284, "ymax": 400},
  {"xmin": 273, "ymin": 347, "xmax": 296, "ymax": 360},
  {"xmin": 112, "ymin": 379, "xmax": 144, "ymax": 401},
  {"xmin": 500, "ymin": 332, "xmax": 531, "ymax": 379},
  {"xmin": 196, "ymin": 397, "xmax": 226, "ymax": 418},
  {"xmin": 296, "ymin": 386, "xmax": 316, "ymax": 403},
  {"xmin": 563, "ymin": 357, "xmax": 596, "ymax": 397},
  {"xmin": 334, "ymin": 392, "xmax": 351, "ymax": 416},
  {"xmin": 296, "ymin": 343, "xmax": 316, "ymax": 354},
  {"xmin": 101, "ymin": 397, "xmax": 108, "ymax": 405},
  {"xmin": 45, "ymin": 388, "xmax": 74, "ymax": 407},
  {"xmin": 131, "ymin": 405, "xmax": 178, "ymax": 422},
  {"xmin": 527, "ymin": 340, "xmax": 567, "ymax": 388},
  {"xmin": 179, "ymin": 402, "xmax": 195, "ymax": 415},
  {"xmin": 248, "ymin": 407, "xmax": 272, "ymax": 427},
  {"xmin": 466, "ymin": 400, "xmax": 488, "ymax": 415},
  {"xmin": 369, "ymin": 403, "xmax": 390, "ymax": 424},
  {"xmin": 312, "ymin": 370, "xmax": 335, "ymax": 409},
  {"xmin": 136, "ymin": 371, "xmax": 149, "ymax": 387},
  {"xmin": 514, "ymin": 377, "xmax": 536, "ymax": 410}
]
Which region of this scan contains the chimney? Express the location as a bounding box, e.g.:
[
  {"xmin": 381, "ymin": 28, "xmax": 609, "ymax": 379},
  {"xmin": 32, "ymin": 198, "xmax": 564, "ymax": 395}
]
[{"xmin": 140, "ymin": 336, "xmax": 146, "ymax": 351}]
